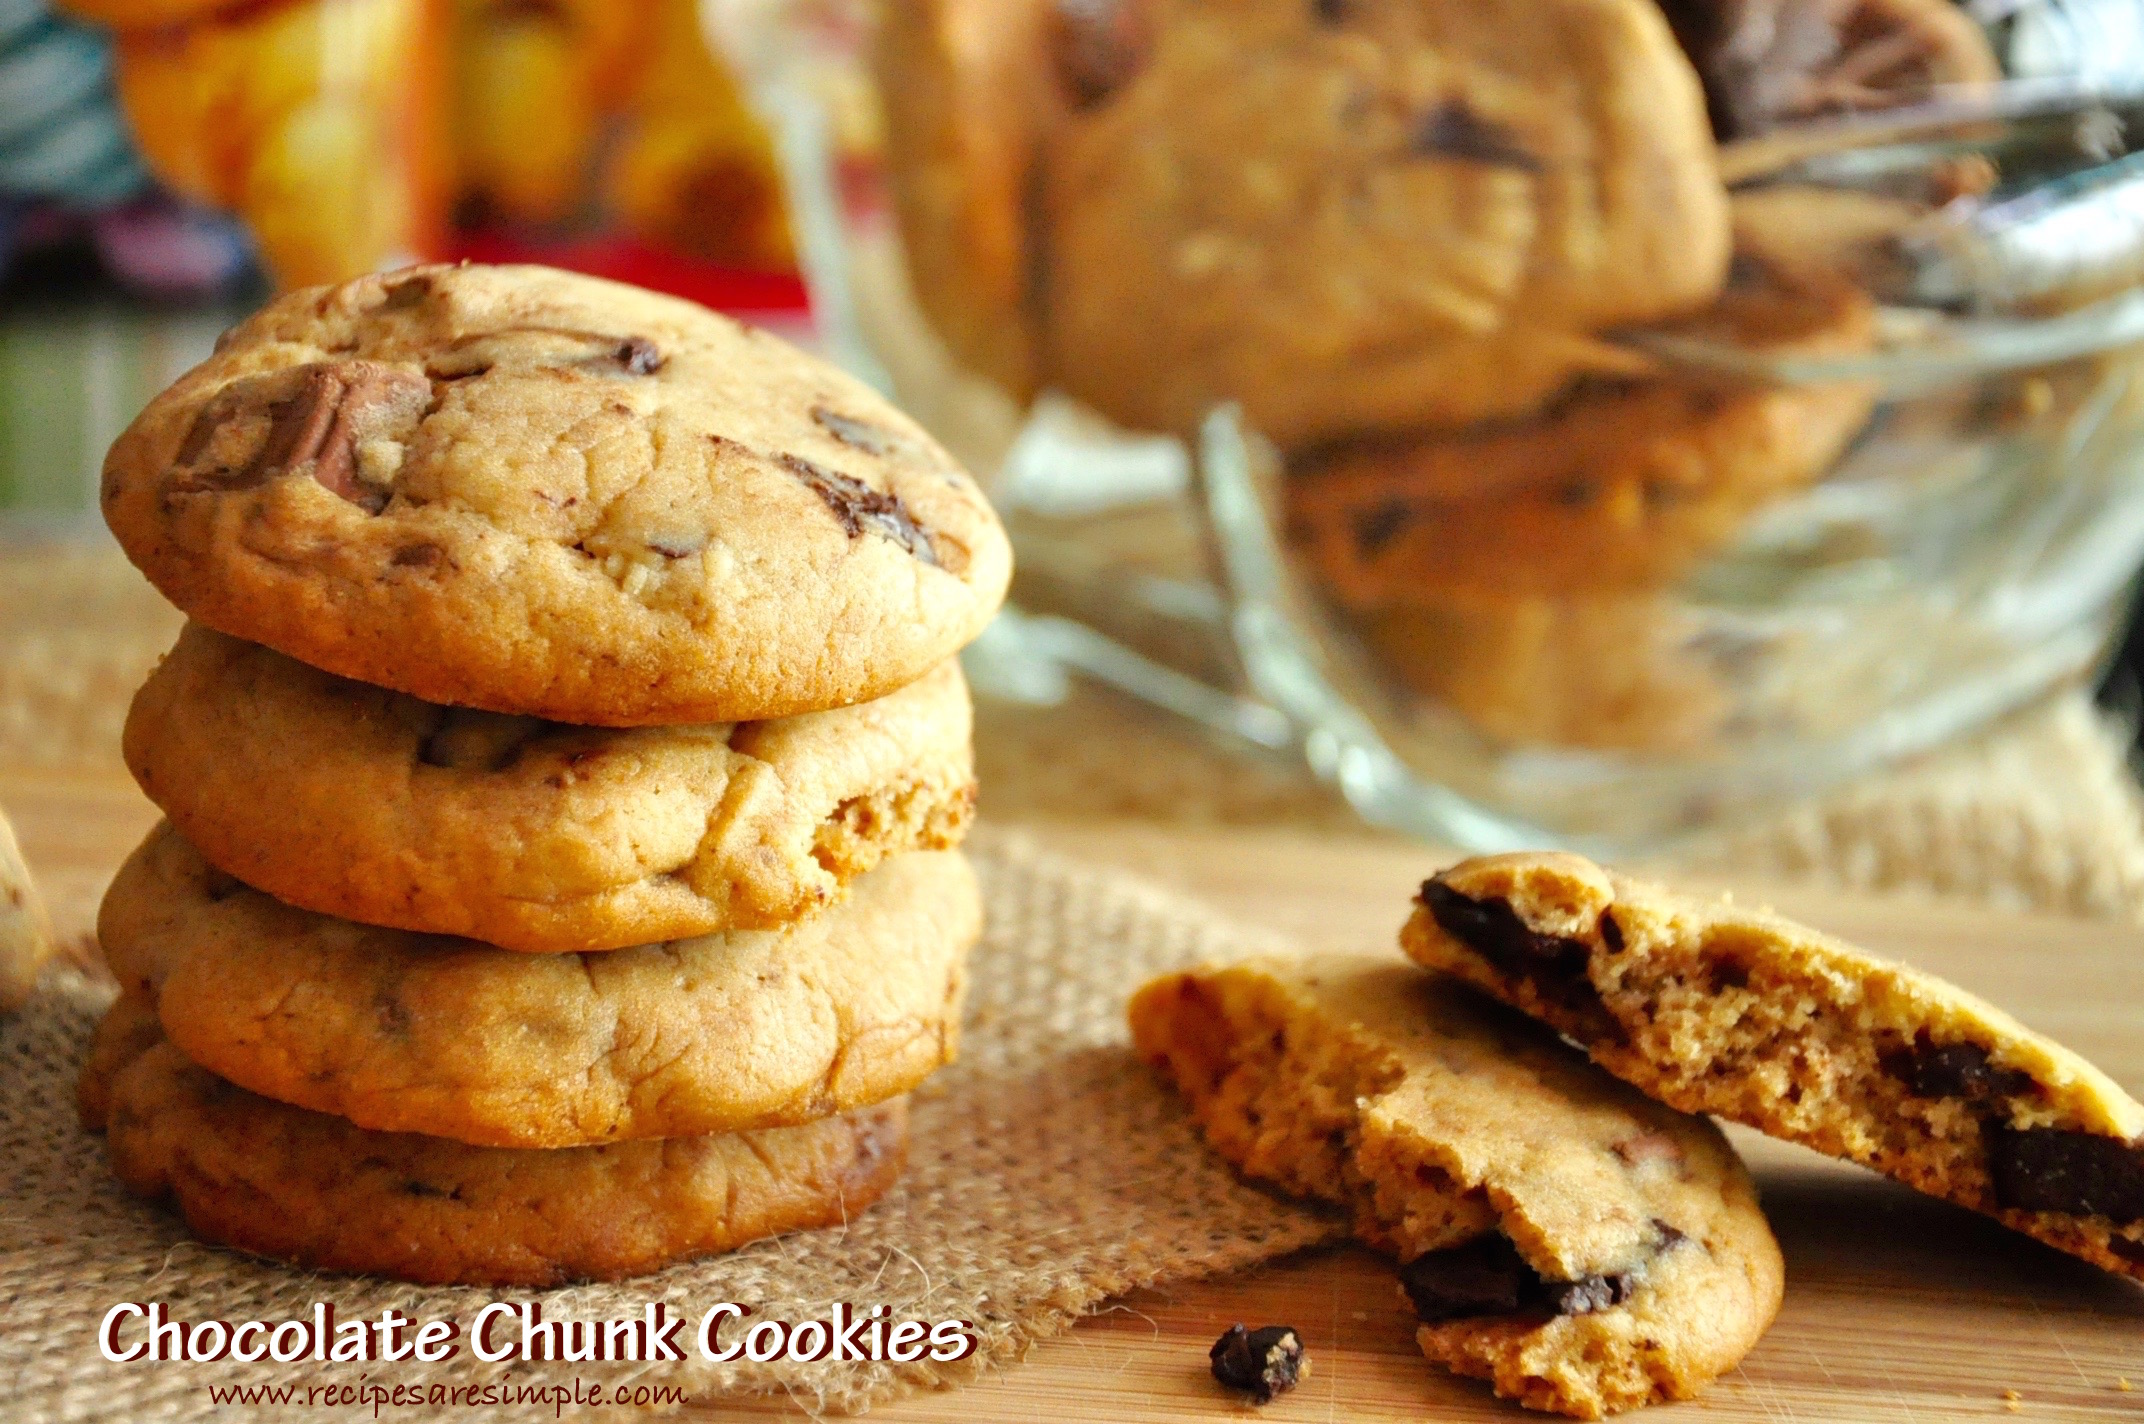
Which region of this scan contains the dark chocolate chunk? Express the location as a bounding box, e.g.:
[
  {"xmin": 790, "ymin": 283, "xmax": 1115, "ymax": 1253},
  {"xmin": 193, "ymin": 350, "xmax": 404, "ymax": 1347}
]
[
  {"xmin": 1208, "ymin": 1323, "xmax": 1306, "ymax": 1403},
  {"xmin": 1352, "ymin": 499, "xmax": 1410, "ymax": 555},
  {"xmin": 400, "ymin": 1179, "xmax": 456, "ymax": 1199},
  {"xmin": 1987, "ymin": 1126, "xmax": 2144, "ymax": 1223},
  {"xmin": 1055, "ymin": 0, "xmax": 1150, "ymax": 108},
  {"xmin": 1403, "ymin": 1233, "xmax": 1658, "ymax": 1326},
  {"xmin": 1651, "ymin": 1219, "xmax": 1689, "ymax": 1250},
  {"xmin": 1412, "ymin": 103, "xmax": 1543, "ymax": 172},
  {"xmin": 2108, "ymin": 1236, "xmax": 2144, "ymax": 1264},
  {"xmin": 1420, "ymin": 878, "xmax": 1623, "ymax": 1037},
  {"xmin": 390, "ymin": 542, "xmax": 444, "ymax": 568},
  {"xmin": 1420, "ymin": 880, "xmax": 1593, "ymax": 984},
  {"xmin": 1599, "ymin": 911, "xmax": 1624, "ymax": 952},
  {"xmin": 1400, "ymin": 1235, "xmax": 1537, "ymax": 1322},
  {"xmin": 610, "ymin": 336, "xmax": 664, "ymax": 375},
  {"xmin": 779, "ymin": 453, "xmax": 939, "ymax": 566},
  {"xmin": 1880, "ymin": 1035, "xmax": 2036, "ymax": 1102},
  {"xmin": 1551, "ymin": 1273, "xmax": 1634, "ymax": 1316},
  {"xmin": 812, "ymin": 404, "xmax": 895, "ymax": 456},
  {"xmin": 172, "ymin": 361, "xmax": 428, "ymax": 513},
  {"xmin": 1313, "ymin": 0, "xmax": 1348, "ymax": 20}
]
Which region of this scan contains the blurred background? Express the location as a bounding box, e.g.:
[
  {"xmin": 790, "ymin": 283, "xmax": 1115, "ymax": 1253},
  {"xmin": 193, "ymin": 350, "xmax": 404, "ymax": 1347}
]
[{"xmin": 8, "ymin": 0, "xmax": 2144, "ymax": 869}]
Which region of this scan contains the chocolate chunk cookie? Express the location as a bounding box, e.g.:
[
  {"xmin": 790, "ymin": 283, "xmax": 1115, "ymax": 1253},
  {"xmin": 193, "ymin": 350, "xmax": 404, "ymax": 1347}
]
[
  {"xmin": 126, "ymin": 623, "xmax": 976, "ymax": 952},
  {"xmin": 1407, "ymin": 853, "xmax": 2144, "ymax": 1281},
  {"xmin": 0, "ymin": 807, "xmax": 54, "ymax": 1014},
  {"xmin": 1038, "ymin": 0, "xmax": 1728, "ymax": 446},
  {"xmin": 1286, "ymin": 256, "xmax": 1877, "ymax": 602},
  {"xmin": 100, "ymin": 263, "xmax": 1012, "ymax": 724},
  {"xmin": 81, "ymin": 996, "xmax": 907, "ymax": 1287},
  {"xmin": 100, "ymin": 824, "xmax": 976, "ymax": 1148},
  {"xmin": 1130, "ymin": 955, "xmax": 1783, "ymax": 1417}
]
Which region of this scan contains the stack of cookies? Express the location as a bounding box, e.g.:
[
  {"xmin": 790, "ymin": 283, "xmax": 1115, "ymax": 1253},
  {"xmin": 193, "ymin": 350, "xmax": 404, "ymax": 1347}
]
[{"xmin": 80, "ymin": 262, "xmax": 1013, "ymax": 1286}]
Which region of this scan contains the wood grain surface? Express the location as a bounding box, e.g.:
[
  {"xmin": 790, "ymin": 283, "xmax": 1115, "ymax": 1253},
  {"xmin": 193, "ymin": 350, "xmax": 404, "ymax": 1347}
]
[{"xmin": 6, "ymin": 772, "xmax": 2141, "ymax": 1422}]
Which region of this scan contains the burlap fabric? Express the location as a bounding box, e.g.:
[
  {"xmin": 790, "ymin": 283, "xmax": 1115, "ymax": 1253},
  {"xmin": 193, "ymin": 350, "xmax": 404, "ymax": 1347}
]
[{"xmin": 0, "ymin": 831, "xmax": 1346, "ymax": 1421}]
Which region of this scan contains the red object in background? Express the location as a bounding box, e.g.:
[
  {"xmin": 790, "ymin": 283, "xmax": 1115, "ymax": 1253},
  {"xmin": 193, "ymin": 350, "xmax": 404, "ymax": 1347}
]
[{"xmin": 438, "ymin": 229, "xmax": 810, "ymax": 316}]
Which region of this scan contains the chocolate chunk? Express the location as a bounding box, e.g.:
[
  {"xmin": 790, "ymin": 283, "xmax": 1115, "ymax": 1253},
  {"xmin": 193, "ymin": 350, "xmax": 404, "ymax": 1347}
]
[
  {"xmin": 173, "ymin": 361, "xmax": 429, "ymax": 513},
  {"xmin": 1352, "ymin": 499, "xmax": 1410, "ymax": 555},
  {"xmin": 1651, "ymin": 1218, "xmax": 1689, "ymax": 1250},
  {"xmin": 1599, "ymin": 911, "xmax": 1625, "ymax": 952},
  {"xmin": 1400, "ymin": 1236, "xmax": 1537, "ymax": 1322},
  {"xmin": 1421, "ymin": 878, "xmax": 1623, "ymax": 1038},
  {"xmin": 1420, "ymin": 880, "xmax": 1593, "ymax": 986},
  {"xmin": 1987, "ymin": 1126, "xmax": 2144, "ymax": 1223},
  {"xmin": 1403, "ymin": 1233, "xmax": 1657, "ymax": 1325},
  {"xmin": 400, "ymin": 1178, "xmax": 454, "ymax": 1199},
  {"xmin": 812, "ymin": 404, "xmax": 895, "ymax": 456},
  {"xmin": 390, "ymin": 542, "xmax": 444, "ymax": 568},
  {"xmin": 778, "ymin": 453, "xmax": 939, "ymax": 566},
  {"xmin": 1552, "ymin": 1273, "xmax": 1634, "ymax": 1315},
  {"xmin": 1208, "ymin": 1324, "xmax": 1306, "ymax": 1403},
  {"xmin": 1412, "ymin": 103, "xmax": 1543, "ymax": 172},
  {"xmin": 1880, "ymin": 1034, "xmax": 2036, "ymax": 1103},
  {"xmin": 1055, "ymin": 0, "xmax": 1150, "ymax": 108},
  {"xmin": 610, "ymin": 336, "xmax": 663, "ymax": 375},
  {"xmin": 1313, "ymin": 0, "xmax": 1348, "ymax": 20},
  {"xmin": 2108, "ymin": 1236, "xmax": 2144, "ymax": 1264}
]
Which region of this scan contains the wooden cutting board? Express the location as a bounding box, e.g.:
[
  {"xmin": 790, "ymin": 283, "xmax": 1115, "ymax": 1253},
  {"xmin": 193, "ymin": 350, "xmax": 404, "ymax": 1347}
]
[{"xmin": 7, "ymin": 773, "xmax": 2141, "ymax": 1422}]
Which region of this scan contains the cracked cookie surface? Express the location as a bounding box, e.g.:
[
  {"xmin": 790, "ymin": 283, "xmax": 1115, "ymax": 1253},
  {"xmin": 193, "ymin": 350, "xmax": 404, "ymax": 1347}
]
[
  {"xmin": 81, "ymin": 995, "xmax": 908, "ymax": 1287},
  {"xmin": 1407, "ymin": 853, "xmax": 2144, "ymax": 1282},
  {"xmin": 1129, "ymin": 953, "xmax": 1782, "ymax": 1417},
  {"xmin": 126, "ymin": 623, "xmax": 976, "ymax": 952},
  {"xmin": 100, "ymin": 262, "xmax": 1011, "ymax": 724},
  {"xmin": 1036, "ymin": 0, "xmax": 1727, "ymax": 446},
  {"xmin": 100, "ymin": 824, "xmax": 975, "ymax": 1148}
]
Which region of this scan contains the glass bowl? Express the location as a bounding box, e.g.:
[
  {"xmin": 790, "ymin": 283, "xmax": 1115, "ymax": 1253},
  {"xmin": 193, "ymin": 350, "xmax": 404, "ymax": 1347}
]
[{"xmin": 721, "ymin": 0, "xmax": 2144, "ymax": 853}]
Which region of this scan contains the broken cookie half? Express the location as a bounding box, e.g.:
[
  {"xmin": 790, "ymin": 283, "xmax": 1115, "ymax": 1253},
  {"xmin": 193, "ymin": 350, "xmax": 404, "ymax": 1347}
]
[
  {"xmin": 1129, "ymin": 954, "xmax": 1783, "ymax": 1418},
  {"xmin": 1407, "ymin": 852, "xmax": 2144, "ymax": 1282}
]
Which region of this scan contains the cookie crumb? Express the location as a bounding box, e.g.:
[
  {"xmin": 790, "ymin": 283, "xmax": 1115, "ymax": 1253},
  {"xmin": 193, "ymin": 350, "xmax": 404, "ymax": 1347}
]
[
  {"xmin": 2117, "ymin": 1377, "xmax": 2133, "ymax": 1392},
  {"xmin": 2001, "ymin": 1388, "xmax": 2022, "ymax": 1411},
  {"xmin": 1209, "ymin": 1324, "xmax": 1307, "ymax": 1403}
]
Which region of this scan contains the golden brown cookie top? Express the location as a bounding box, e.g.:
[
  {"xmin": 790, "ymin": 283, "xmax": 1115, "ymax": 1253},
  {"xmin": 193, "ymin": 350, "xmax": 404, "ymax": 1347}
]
[
  {"xmin": 1035, "ymin": 0, "xmax": 1730, "ymax": 444},
  {"xmin": 102, "ymin": 263, "xmax": 1012, "ymax": 723}
]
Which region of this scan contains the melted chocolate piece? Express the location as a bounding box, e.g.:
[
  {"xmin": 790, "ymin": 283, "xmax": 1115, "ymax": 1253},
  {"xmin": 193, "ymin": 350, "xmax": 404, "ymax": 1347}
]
[
  {"xmin": 173, "ymin": 362, "xmax": 429, "ymax": 513},
  {"xmin": 812, "ymin": 404, "xmax": 895, "ymax": 456},
  {"xmin": 1352, "ymin": 499, "xmax": 1410, "ymax": 555},
  {"xmin": 1055, "ymin": 0, "xmax": 1150, "ymax": 108},
  {"xmin": 1987, "ymin": 1126, "xmax": 2144, "ymax": 1223},
  {"xmin": 779, "ymin": 454, "xmax": 939, "ymax": 566},
  {"xmin": 1412, "ymin": 103, "xmax": 1542, "ymax": 172},
  {"xmin": 1401, "ymin": 1234, "xmax": 1649, "ymax": 1324},
  {"xmin": 1420, "ymin": 878, "xmax": 1621, "ymax": 1038},
  {"xmin": 1880, "ymin": 1034, "xmax": 2036, "ymax": 1102},
  {"xmin": 609, "ymin": 336, "xmax": 664, "ymax": 375},
  {"xmin": 1208, "ymin": 1324, "xmax": 1306, "ymax": 1403},
  {"xmin": 1420, "ymin": 880, "xmax": 1593, "ymax": 987}
]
